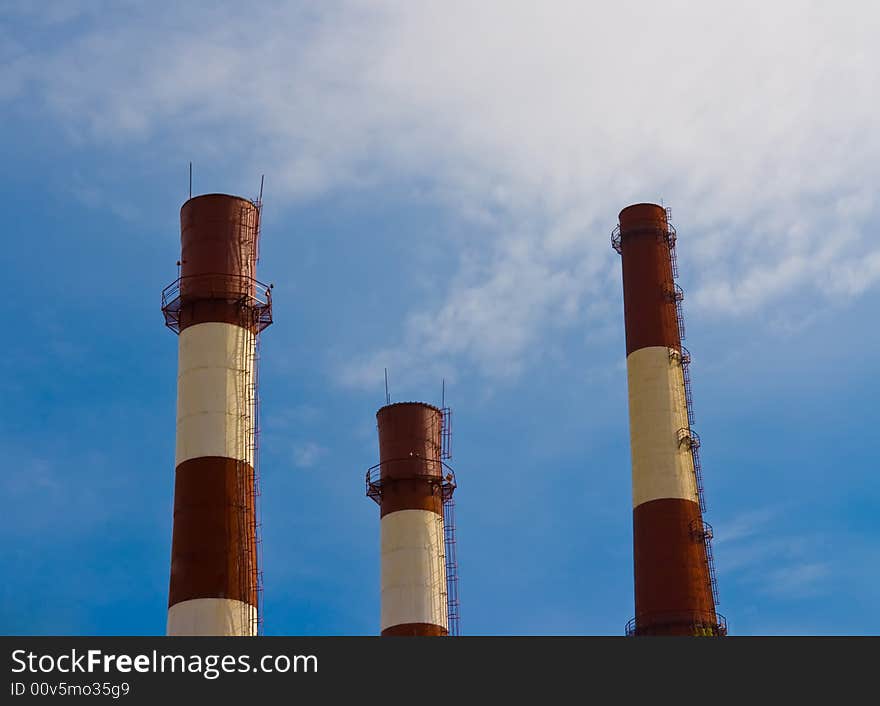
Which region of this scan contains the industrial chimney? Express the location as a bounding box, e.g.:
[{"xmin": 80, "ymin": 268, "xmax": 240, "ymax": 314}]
[
  {"xmin": 612, "ymin": 203, "xmax": 726, "ymax": 636},
  {"xmin": 365, "ymin": 402, "xmax": 460, "ymax": 636},
  {"xmin": 161, "ymin": 193, "xmax": 273, "ymax": 636}
]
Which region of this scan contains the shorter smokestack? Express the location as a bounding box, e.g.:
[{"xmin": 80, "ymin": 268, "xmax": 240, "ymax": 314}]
[{"xmin": 365, "ymin": 401, "xmax": 459, "ymax": 636}]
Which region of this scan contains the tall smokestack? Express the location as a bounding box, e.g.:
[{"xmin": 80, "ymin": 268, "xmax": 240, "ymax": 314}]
[
  {"xmin": 161, "ymin": 193, "xmax": 273, "ymax": 636},
  {"xmin": 365, "ymin": 402, "xmax": 459, "ymax": 636},
  {"xmin": 612, "ymin": 203, "xmax": 725, "ymax": 637}
]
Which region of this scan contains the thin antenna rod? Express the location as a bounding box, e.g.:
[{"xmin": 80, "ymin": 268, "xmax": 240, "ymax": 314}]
[
  {"xmin": 442, "ymin": 378, "xmax": 446, "ymax": 409},
  {"xmin": 259, "ymin": 174, "xmax": 265, "ymax": 204},
  {"xmin": 189, "ymin": 162, "xmax": 192, "ymax": 199},
  {"xmin": 384, "ymin": 368, "xmax": 390, "ymax": 405}
]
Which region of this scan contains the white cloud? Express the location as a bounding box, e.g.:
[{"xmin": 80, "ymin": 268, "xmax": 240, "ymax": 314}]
[
  {"xmin": 714, "ymin": 507, "xmax": 835, "ymax": 600},
  {"xmin": 292, "ymin": 441, "xmax": 326, "ymax": 469},
  {"xmin": 763, "ymin": 562, "xmax": 831, "ymax": 599},
  {"xmin": 6, "ymin": 1, "xmax": 880, "ymax": 384},
  {"xmin": 713, "ymin": 506, "xmax": 781, "ymax": 545}
]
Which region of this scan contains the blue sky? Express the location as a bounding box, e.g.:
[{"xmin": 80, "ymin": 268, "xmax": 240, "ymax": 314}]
[{"xmin": 1, "ymin": 1, "xmax": 879, "ymax": 636}]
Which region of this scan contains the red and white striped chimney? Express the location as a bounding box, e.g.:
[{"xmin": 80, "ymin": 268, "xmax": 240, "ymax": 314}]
[
  {"xmin": 161, "ymin": 193, "xmax": 273, "ymax": 636},
  {"xmin": 613, "ymin": 203, "xmax": 725, "ymax": 637},
  {"xmin": 366, "ymin": 402, "xmax": 455, "ymax": 636}
]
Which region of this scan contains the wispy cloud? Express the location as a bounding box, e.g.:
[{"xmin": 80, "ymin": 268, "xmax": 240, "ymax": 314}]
[
  {"xmin": 0, "ymin": 443, "xmax": 144, "ymax": 536},
  {"xmin": 5, "ymin": 1, "xmax": 880, "ymax": 383},
  {"xmin": 68, "ymin": 173, "xmax": 140, "ymax": 221},
  {"xmin": 714, "ymin": 507, "xmax": 782, "ymax": 545},
  {"xmin": 292, "ymin": 441, "xmax": 326, "ymax": 469},
  {"xmin": 264, "ymin": 404, "xmax": 325, "ymax": 432},
  {"xmin": 715, "ymin": 506, "xmax": 833, "ymax": 600},
  {"xmin": 763, "ymin": 562, "xmax": 831, "ymax": 599}
]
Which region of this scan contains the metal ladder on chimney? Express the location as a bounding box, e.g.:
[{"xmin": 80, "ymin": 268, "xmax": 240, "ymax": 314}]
[
  {"xmin": 664, "ymin": 215, "xmax": 720, "ymax": 609},
  {"xmin": 440, "ymin": 407, "xmax": 461, "ymax": 636},
  {"xmin": 237, "ymin": 204, "xmax": 264, "ymax": 636}
]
